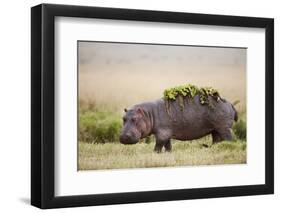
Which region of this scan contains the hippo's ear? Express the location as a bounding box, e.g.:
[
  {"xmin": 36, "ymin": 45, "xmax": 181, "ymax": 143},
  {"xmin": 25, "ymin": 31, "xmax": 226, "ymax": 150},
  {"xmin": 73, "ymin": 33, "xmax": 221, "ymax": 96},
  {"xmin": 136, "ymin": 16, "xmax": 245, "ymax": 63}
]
[
  {"xmin": 124, "ymin": 108, "xmax": 127, "ymax": 112},
  {"xmin": 136, "ymin": 107, "xmax": 145, "ymax": 117}
]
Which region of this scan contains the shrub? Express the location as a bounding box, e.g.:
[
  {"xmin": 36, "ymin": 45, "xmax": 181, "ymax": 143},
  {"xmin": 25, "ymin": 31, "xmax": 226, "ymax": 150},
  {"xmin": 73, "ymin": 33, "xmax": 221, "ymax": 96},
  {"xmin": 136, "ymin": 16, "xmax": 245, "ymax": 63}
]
[
  {"xmin": 232, "ymin": 119, "xmax": 247, "ymax": 140},
  {"xmin": 79, "ymin": 111, "xmax": 122, "ymax": 143}
]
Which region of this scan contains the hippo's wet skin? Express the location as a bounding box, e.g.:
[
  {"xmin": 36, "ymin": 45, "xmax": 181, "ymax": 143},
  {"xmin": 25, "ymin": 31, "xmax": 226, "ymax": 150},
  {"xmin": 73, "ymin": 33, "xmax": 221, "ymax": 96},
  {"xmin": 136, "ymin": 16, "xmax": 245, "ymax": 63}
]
[{"xmin": 119, "ymin": 95, "xmax": 238, "ymax": 153}]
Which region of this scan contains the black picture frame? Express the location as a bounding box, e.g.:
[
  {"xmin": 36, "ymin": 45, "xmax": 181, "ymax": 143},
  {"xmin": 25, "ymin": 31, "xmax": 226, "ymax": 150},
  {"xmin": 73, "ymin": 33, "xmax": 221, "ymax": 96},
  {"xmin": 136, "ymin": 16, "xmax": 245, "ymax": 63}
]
[{"xmin": 31, "ymin": 3, "xmax": 274, "ymax": 209}]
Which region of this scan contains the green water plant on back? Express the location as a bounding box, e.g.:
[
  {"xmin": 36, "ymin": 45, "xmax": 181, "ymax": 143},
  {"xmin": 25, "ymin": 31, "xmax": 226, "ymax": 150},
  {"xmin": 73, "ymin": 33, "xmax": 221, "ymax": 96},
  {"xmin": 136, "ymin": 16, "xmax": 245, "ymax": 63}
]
[{"xmin": 163, "ymin": 84, "xmax": 224, "ymax": 113}]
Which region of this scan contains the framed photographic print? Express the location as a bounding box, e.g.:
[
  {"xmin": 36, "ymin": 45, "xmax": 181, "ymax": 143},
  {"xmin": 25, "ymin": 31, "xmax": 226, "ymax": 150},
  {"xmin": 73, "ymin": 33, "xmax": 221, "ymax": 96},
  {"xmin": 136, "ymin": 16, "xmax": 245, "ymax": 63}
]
[{"xmin": 31, "ymin": 3, "xmax": 274, "ymax": 209}]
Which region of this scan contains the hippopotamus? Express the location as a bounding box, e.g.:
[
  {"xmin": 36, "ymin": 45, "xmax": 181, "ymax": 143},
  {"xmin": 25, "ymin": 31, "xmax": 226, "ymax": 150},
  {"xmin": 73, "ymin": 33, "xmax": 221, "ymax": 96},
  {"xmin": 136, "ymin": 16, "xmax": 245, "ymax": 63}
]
[{"xmin": 119, "ymin": 95, "xmax": 238, "ymax": 153}]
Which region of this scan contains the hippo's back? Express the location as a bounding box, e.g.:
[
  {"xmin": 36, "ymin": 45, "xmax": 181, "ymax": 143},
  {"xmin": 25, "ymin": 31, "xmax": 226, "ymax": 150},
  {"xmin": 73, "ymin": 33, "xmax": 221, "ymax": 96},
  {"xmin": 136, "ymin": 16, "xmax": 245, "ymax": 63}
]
[{"xmin": 161, "ymin": 95, "xmax": 235, "ymax": 140}]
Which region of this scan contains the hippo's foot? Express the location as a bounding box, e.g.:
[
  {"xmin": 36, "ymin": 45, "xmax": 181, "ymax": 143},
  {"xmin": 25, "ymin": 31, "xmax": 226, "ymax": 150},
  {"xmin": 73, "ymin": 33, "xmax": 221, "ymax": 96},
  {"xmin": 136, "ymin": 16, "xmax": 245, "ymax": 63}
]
[
  {"xmin": 212, "ymin": 131, "xmax": 223, "ymax": 144},
  {"xmin": 164, "ymin": 140, "xmax": 172, "ymax": 152},
  {"xmin": 154, "ymin": 144, "xmax": 163, "ymax": 153},
  {"xmin": 154, "ymin": 140, "xmax": 172, "ymax": 153},
  {"xmin": 212, "ymin": 128, "xmax": 232, "ymax": 144}
]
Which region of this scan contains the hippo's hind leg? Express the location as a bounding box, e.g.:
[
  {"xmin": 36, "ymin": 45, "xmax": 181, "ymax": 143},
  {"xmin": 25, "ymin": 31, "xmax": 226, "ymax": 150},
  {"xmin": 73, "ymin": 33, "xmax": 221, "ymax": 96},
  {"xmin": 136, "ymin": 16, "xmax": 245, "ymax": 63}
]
[
  {"xmin": 212, "ymin": 128, "xmax": 232, "ymax": 144},
  {"xmin": 212, "ymin": 130, "xmax": 222, "ymax": 143}
]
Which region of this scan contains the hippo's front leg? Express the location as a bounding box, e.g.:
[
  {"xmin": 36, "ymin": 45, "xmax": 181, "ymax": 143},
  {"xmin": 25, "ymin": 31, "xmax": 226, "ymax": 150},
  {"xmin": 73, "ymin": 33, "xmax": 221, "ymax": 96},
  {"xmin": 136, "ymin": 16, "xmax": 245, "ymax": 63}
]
[
  {"xmin": 154, "ymin": 141, "xmax": 164, "ymax": 153},
  {"xmin": 164, "ymin": 140, "xmax": 172, "ymax": 152},
  {"xmin": 154, "ymin": 129, "xmax": 172, "ymax": 153},
  {"xmin": 154, "ymin": 139, "xmax": 172, "ymax": 153}
]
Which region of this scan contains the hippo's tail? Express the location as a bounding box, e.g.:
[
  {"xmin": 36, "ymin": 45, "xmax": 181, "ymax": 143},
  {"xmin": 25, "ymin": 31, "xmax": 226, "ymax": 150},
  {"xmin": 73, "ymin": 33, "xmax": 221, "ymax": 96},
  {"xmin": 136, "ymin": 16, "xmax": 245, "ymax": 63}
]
[{"xmin": 231, "ymin": 104, "xmax": 238, "ymax": 122}]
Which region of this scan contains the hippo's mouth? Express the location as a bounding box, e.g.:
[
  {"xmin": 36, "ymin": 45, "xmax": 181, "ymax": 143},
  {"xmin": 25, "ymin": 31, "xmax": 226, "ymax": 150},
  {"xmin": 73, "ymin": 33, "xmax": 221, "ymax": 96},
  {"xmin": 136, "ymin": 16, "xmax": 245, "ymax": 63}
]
[{"xmin": 119, "ymin": 136, "xmax": 139, "ymax": 145}]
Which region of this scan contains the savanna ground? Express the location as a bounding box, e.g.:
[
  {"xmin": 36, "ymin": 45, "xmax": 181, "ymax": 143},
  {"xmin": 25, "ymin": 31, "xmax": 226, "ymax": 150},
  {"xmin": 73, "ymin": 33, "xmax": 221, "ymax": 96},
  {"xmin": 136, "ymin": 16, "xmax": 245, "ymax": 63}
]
[
  {"xmin": 79, "ymin": 140, "xmax": 246, "ymax": 170},
  {"xmin": 78, "ymin": 42, "xmax": 247, "ymax": 170}
]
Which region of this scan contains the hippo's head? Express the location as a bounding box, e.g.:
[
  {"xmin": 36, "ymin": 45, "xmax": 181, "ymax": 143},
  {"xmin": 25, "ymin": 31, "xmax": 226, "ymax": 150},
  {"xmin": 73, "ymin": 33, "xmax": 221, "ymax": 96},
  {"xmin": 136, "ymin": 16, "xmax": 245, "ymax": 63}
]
[{"xmin": 119, "ymin": 107, "xmax": 149, "ymax": 145}]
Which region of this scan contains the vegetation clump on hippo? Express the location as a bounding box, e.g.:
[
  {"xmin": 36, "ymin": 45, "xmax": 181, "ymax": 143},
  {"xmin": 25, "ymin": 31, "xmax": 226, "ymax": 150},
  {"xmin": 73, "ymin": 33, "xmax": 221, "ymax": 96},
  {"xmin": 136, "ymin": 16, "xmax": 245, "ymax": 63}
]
[{"xmin": 163, "ymin": 84, "xmax": 223, "ymax": 112}]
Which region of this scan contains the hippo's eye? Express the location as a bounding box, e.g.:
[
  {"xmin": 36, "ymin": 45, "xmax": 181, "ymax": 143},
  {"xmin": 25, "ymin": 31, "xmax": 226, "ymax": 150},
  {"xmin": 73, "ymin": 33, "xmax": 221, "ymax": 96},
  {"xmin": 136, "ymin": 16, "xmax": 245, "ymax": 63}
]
[
  {"xmin": 131, "ymin": 118, "xmax": 136, "ymax": 122},
  {"xmin": 123, "ymin": 118, "xmax": 127, "ymax": 123}
]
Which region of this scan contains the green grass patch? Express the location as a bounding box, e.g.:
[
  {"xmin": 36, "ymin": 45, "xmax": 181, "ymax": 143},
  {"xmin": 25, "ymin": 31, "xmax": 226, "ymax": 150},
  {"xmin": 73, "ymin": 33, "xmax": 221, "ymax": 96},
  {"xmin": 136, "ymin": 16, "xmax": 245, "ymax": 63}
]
[
  {"xmin": 232, "ymin": 119, "xmax": 247, "ymax": 140},
  {"xmin": 79, "ymin": 111, "xmax": 122, "ymax": 143}
]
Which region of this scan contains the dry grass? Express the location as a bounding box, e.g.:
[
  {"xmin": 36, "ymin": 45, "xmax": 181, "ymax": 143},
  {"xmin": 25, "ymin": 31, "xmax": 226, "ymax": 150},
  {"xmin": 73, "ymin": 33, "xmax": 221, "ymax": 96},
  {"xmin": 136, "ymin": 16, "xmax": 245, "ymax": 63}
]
[{"xmin": 78, "ymin": 140, "xmax": 246, "ymax": 170}]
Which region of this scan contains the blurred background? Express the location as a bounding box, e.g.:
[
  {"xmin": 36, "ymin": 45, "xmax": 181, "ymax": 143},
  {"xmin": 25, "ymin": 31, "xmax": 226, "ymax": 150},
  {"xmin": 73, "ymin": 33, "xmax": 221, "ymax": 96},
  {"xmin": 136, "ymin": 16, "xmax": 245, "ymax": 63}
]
[{"xmin": 79, "ymin": 41, "xmax": 246, "ymax": 113}]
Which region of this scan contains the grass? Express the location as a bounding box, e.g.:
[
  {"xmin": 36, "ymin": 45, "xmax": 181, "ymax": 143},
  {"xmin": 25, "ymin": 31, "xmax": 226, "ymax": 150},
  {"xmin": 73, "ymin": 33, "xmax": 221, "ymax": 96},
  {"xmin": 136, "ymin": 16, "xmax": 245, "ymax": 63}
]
[
  {"xmin": 78, "ymin": 107, "xmax": 247, "ymax": 170},
  {"xmin": 232, "ymin": 119, "xmax": 247, "ymax": 140},
  {"xmin": 79, "ymin": 111, "xmax": 122, "ymax": 143},
  {"xmin": 78, "ymin": 139, "xmax": 246, "ymax": 170}
]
